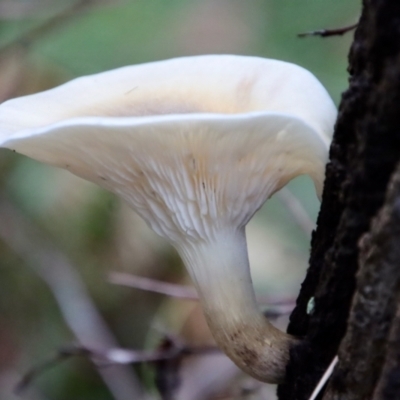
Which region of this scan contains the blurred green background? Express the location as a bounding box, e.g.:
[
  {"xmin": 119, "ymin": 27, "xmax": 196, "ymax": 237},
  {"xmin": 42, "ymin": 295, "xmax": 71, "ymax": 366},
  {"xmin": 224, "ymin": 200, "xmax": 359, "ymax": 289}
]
[{"xmin": 0, "ymin": 1, "xmax": 359, "ymax": 399}]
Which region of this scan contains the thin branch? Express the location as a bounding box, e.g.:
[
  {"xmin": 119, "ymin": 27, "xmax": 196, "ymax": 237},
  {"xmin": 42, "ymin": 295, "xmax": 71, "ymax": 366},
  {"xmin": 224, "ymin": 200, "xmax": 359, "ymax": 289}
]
[
  {"xmin": 276, "ymin": 187, "xmax": 316, "ymax": 237},
  {"xmin": 0, "ymin": 195, "xmax": 144, "ymax": 400},
  {"xmin": 0, "ymin": 0, "xmax": 113, "ymax": 101},
  {"xmin": 108, "ymin": 272, "xmax": 295, "ymax": 313},
  {"xmin": 308, "ymin": 355, "xmax": 338, "ymax": 400},
  {"xmin": 298, "ymin": 23, "xmax": 358, "ymax": 38},
  {"xmin": 0, "ymin": 0, "xmax": 105, "ymax": 56},
  {"xmin": 0, "ymin": 370, "xmax": 50, "ymax": 400},
  {"xmin": 16, "ymin": 346, "xmax": 92, "ymax": 394},
  {"xmin": 17, "ymin": 342, "xmax": 220, "ymax": 394},
  {"xmin": 0, "ymin": 49, "xmax": 26, "ymax": 102},
  {"xmin": 109, "ymin": 272, "xmax": 198, "ymax": 300}
]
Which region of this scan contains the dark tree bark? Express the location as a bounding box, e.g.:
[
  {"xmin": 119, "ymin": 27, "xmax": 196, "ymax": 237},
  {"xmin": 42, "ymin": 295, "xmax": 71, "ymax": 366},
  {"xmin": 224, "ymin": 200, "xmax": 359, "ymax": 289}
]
[{"xmin": 277, "ymin": 1, "xmax": 400, "ymax": 399}]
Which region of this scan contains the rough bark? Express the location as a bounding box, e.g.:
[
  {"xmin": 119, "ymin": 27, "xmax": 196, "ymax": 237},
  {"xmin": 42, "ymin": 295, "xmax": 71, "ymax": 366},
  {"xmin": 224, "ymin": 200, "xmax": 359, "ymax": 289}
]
[
  {"xmin": 324, "ymin": 163, "xmax": 400, "ymax": 400},
  {"xmin": 277, "ymin": 1, "xmax": 400, "ymax": 399}
]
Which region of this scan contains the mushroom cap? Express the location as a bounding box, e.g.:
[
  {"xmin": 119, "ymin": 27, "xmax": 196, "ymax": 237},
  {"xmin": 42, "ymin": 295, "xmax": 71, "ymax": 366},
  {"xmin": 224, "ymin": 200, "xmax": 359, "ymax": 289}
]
[{"xmin": 0, "ymin": 55, "xmax": 336, "ymax": 242}]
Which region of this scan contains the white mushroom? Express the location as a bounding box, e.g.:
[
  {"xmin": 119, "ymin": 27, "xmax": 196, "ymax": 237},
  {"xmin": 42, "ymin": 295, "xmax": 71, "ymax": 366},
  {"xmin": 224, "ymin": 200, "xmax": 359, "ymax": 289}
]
[{"xmin": 0, "ymin": 55, "xmax": 336, "ymax": 383}]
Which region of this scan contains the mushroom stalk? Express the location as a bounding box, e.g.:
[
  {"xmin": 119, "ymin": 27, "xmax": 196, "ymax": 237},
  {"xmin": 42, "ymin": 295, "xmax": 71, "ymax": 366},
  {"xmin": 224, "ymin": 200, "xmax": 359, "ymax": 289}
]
[{"xmin": 176, "ymin": 228, "xmax": 295, "ymax": 383}]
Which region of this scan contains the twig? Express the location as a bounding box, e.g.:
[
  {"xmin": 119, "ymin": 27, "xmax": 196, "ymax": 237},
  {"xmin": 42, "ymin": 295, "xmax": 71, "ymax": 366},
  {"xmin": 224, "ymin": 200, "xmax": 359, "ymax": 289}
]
[
  {"xmin": 0, "ymin": 1, "xmax": 108, "ymax": 102},
  {"xmin": 108, "ymin": 272, "xmax": 295, "ymax": 317},
  {"xmin": 0, "ymin": 48, "xmax": 26, "ymax": 102},
  {"xmin": 0, "ymin": 369, "xmax": 50, "ymax": 400},
  {"xmin": 276, "ymin": 187, "xmax": 316, "ymax": 237},
  {"xmin": 17, "ymin": 341, "xmax": 220, "ymax": 394},
  {"xmin": 308, "ymin": 355, "xmax": 339, "ymax": 400},
  {"xmin": 0, "ymin": 0, "xmax": 103, "ymax": 56},
  {"xmin": 298, "ymin": 23, "xmax": 358, "ymax": 38},
  {"xmin": 109, "ymin": 272, "xmax": 198, "ymax": 300},
  {"xmin": 0, "ymin": 195, "xmax": 144, "ymax": 400},
  {"xmin": 16, "ymin": 346, "xmax": 92, "ymax": 394}
]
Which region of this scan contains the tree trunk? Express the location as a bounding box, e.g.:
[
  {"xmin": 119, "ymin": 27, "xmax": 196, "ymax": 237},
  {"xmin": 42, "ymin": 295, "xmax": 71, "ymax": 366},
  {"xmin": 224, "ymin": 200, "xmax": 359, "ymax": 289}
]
[{"xmin": 277, "ymin": 1, "xmax": 400, "ymax": 399}]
